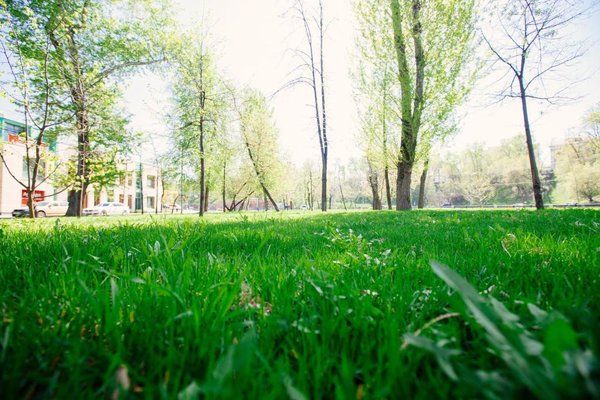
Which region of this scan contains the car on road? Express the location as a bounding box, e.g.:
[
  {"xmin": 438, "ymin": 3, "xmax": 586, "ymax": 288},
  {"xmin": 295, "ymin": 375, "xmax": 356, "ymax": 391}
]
[
  {"xmin": 12, "ymin": 201, "xmax": 69, "ymax": 218},
  {"xmin": 12, "ymin": 207, "xmax": 31, "ymax": 218},
  {"xmin": 83, "ymin": 202, "xmax": 130, "ymax": 216}
]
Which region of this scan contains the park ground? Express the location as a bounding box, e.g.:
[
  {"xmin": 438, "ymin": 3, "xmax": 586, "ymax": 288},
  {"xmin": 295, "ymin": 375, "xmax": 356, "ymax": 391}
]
[{"xmin": 0, "ymin": 209, "xmax": 599, "ymax": 398}]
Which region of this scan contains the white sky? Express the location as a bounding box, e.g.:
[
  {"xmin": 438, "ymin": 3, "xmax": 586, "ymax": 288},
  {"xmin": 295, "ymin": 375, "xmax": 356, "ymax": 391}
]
[
  {"xmin": 2, "ymin": 0, "xmax": 598, "ymax": 167},
  {"xmin": 123, "ymin": 0, "xmax": 600, "ymax": 167}
]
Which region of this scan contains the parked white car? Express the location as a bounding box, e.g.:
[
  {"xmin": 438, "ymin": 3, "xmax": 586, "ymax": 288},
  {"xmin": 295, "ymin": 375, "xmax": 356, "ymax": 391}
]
[
  {"xmin": 12, "ymin": 200, "xmax": 69, "ymax": 218},
  {"xmin": 83, "ymin": 202, "xmax": 130, "ymax": 216}
]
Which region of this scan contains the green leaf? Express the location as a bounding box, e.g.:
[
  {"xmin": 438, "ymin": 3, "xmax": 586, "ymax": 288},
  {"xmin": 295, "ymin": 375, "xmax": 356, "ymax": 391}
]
[
  {"xmin": 404, "ymin": 334, "xmax": 461, "ymax": 381},
  {"xmin": 177, "ymin": 381, "xmax": 202, "ymax": 400},
  {"xmin": 283, "ymin": 376, "xmax": 307, "ymax": 400},
  {"xmin": 543, "ymin": 318, "xmax": 578, "ymax": 371}
]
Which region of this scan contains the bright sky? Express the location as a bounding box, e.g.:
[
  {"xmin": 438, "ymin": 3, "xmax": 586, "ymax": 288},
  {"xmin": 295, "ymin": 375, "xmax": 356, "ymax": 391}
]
[
  {"xmin": 123, "ymin": 0, "xmax": 600, "ymax": 167},
  {"xmin": 2, "ymin": 0, "xmax": 598, "ymax": 167}
]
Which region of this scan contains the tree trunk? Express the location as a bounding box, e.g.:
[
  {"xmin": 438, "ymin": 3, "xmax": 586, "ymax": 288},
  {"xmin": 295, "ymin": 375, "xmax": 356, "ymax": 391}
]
[
  {"xmin": 66, "ymin": 121, "xmax": 89, "ymax": 217},
  {"xmin": 384, "ymin": 166, "xmax": 392, "ymax": 210},
  {"xmin": 260, "ymin": 183, "xmax": 279, "ymax": 211},
  {"xmin": 339, "ymin": 180, "xmax": 347, "ymax": 211},
  {"xmin": 199, "ymin": 117, "xmax": 205, "ymax": 217},
  {"xmin": 299, "ymin": 0, "xmax": 328, "ymax": 212},
  {"xmin": 321, "ymin": 154, "xmax": 327, "ymax": 211},
  {"xmin": 204, "ymin": 186, "xmax": 209, "ymax": 212},
  {"xmin": 222, "ymin": 160, "xmax": 227, "ymax": 212},
  {"xmin": 396, "ymin": 160, "xmax": 413, "ymax": 210},
  {"xmin": 519, "ymin": 79, "xmax": 544, "ymax": 210},
  {"xmin": 368, "ymin": 162, "xmax": 382, "ymax": 210},
  {"xmin": 63, "ymin": 29, "xmax": 89, "ymax": 218},
  {"xmin": 391, "ymin": 0, "xmax": 424, "ymax": 211},
  {"xmin": 27, "ymin": 190, "xmax": 35, "ymax": 219},
  {"xmin": 417, "ymin": 158, "xmax": 429, "ymax": 209},
  {"xmin": 382, "ymin": 68, "xmax": 392, "ymax": 210}
]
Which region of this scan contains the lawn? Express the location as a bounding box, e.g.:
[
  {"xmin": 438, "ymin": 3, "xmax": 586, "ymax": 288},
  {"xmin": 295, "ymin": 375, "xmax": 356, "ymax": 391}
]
[{"xmin": 0, "ymin": 210, "xmax": 598, "ymax": 399}]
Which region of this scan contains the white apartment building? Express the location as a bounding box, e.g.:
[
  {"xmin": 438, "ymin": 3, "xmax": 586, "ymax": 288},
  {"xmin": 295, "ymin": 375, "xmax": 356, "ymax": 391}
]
[{"xmin": 86, "ymin": 162, "xmax": 164, "ymax": 213}]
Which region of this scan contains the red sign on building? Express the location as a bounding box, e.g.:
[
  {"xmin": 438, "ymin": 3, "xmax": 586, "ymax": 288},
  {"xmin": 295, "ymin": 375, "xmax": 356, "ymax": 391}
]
[{"xmin": 21, "ymin": 190, "xmax": 45, "ymax": 205}]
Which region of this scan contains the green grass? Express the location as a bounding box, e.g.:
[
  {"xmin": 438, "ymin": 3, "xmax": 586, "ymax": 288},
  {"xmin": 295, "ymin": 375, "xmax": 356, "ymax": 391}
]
[{"xmin": 0, "ymin": 210, "xmax": 598, "ymax": 398}]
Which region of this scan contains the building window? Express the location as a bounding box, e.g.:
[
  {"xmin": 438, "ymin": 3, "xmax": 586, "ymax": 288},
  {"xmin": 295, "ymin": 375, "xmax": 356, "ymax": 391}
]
[
  {"xmin": 147, "ymin": 175, "xmax": 156, "ymax": 189},
  {"xmin": 146, "ymin": 196, "xmax": 155, "ymax": 209},
  {"xmin": 22, "ymin": 157, "xmax": 44, "ymax": 181},
  {"xmin": 119, "ymin": 194, "xmax": 124, "ymax": 203},
  {"xmin": 127, "ymin": 173, "xmax": 133, "ymax": 187},
  {"xmin": 5, "ymin": 122, "xmax": 25, "ymax": 136}
]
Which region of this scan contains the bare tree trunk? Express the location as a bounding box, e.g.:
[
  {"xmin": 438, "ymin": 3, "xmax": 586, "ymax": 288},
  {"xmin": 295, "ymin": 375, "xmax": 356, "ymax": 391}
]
[
  {"xmin": 318, "ymin": 0, "xmax": 328, "ymax": 212},
  {"xmin": 519, "ymin": 79, "xmax": 544, "ymax": 209},
  {"xmin": 417, "ymin": 158, "xmax": 429, "ymax": 209},
  {"xmin": 297, "ymin": 0, "xmax": 328, "ymax": 211},
  {"xmin": 321, "ymin": 153, "xmax": 327, "ymax": 212}
]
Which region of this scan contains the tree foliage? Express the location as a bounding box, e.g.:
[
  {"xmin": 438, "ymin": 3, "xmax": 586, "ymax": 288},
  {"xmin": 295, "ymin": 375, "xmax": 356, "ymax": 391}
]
[{"xmin": 354, "ymin": 0, "xmax": 478, "ymax": 210}]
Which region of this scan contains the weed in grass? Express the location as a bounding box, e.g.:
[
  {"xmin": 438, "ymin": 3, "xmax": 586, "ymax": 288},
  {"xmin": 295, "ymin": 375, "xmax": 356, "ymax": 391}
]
[{"xmin": 405, "ymin": 260, "xmax": 599, "ymax": 399}]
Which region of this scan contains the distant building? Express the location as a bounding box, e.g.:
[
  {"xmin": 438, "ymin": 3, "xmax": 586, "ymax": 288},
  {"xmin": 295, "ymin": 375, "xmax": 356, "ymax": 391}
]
[
  {"xmin": 1, "ymin": 115, "xmax": 164, "ymax": 215},
  {"xmin": 85, "ymin": 161, "xmax": 164, "ymax": 213},
  {"xmin": 0, "ymin": 115, "xmax": 65, "ymax": 215}
]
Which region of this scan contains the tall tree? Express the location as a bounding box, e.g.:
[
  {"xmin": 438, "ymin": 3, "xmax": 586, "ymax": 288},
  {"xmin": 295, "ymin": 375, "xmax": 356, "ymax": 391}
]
[
  {"xmin": 3, "ymin": 0, "xmax": 169, "ymax": 216},
  {"xmin": 354, "ymin": 0, "xmax": 477, "ymax": 210},
  {"xmin": 293, "ymin": 0, "xmax": 329, "ymax": 211},
  {"xmin": 483, "ymin": 0, "xmax": 589, "ymax": 209},
  {"xmin": 0, "ymin": 9, "xmax": 64, "ymax": 218},
  {"xmin": 389, "ymin": 0, "xmax": 477, "ymax": 210},
  {"xmin": 236, "ymin": 89, "xmax": 282, "ymax": 212},
  {"xmin": 170, "ymin": 30, "xmax": 227, "ymax": 216},
  {"xmin": 354, "ymin": 1, "xmax": 399, "ymax": 210}
]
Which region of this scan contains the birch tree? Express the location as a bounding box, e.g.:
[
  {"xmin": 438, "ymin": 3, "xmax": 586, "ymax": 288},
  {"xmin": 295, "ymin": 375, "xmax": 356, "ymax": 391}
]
[{"xmin": 292, "ymin": 0, "xmax": 329, "ymax": 211}]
